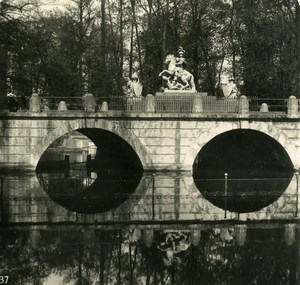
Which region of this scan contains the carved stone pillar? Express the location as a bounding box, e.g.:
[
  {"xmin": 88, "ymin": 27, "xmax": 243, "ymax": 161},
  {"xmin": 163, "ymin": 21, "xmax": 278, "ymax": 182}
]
[
  {"xmin": 287, "ymin": 96, "xmax": 298, "ymax": 118},
  {"xmin": 145, "ymin": 94, "xmax": 155, "ymax": 113},
  {"xmin": 57, "ymin": 101, "xmax": 68, "ymax": 111},
  {"xmin": 100, "ymin": 101, "xmax": 108, "ymax": 111},
  {"xmin": 260, "ymin": 103, "xmax": 269, "ymax": 112},
  {"xmin": 29, "ymin": 93, "xmax": 40, "ymax": 112},
  {"xmin": 238, "ymin": 95, "xmax": 249, "ymax": 115},
  {"xmin": 192, "ymin": 93, "xmax": 203, "ymax": 113}
]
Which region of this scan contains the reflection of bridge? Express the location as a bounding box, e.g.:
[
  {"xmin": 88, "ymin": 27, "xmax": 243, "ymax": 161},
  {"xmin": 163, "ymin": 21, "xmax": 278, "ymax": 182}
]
[
  {"xmin": 0, "ymin": 95, "xmax": 300, "ymax": 221},
  {"xmin": 1, "ymin": 172, "xmax": 298, "ymax": 223},
  {"xmin": 0, "ymin": 94, "xmax": 300, "ymax": 170}
]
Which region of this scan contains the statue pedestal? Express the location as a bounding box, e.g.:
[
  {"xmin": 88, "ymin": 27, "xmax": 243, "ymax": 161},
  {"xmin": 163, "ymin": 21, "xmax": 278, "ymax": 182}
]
[
  {"xmin": 155, "ymin": 91, "xmax": 202, "ymax": 113},
  {"xmin": 157, "ymin": 90, "xmax": 196, "ymax": 96}
]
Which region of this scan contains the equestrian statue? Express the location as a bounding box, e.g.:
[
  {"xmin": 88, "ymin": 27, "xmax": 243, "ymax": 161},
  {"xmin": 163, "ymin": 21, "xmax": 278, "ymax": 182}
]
[{"xmin": 159, "ymin": 47, "xmax": 196, "ymax": 92}]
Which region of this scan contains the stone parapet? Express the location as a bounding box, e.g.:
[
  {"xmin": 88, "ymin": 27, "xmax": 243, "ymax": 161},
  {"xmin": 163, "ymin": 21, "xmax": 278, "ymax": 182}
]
[
  {"xmin": 57, "ymin": 101, "xmax": 68, "ymax": 111},
  {"xmin": 260, "ymin": 103, "xmax": 269, "ymax": 112},
  {"xmin": 155, "ymin": 91, "xmax": 202, "ymax": 113},
  {"xmin": 238, "ymin": 95, "xmax": 249, "ymax": 116},
  {"xmin": 29, "ymin": 93, "xmax": 40, "ymax": 113},
  {"xmin": 287, "ymin": 96, "xmax": 299, "ymax": 118},
  {"xmin": 145, "ymin": 94, "xmax": 155, "ymax": 112},
  {"xmin": 0, "ymin": 115, "xmax": 300, "ymax": 173}
]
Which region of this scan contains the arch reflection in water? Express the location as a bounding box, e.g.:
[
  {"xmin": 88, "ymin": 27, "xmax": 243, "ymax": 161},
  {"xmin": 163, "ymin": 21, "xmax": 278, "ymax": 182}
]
[
  {"xmin": 36, "ymin": 129, "xmax": 144, "ymax": 213},
  {"xmin": 38, "ymin": 170, "xmax": 143, "ymax": 213},
  {"xmin": 0, "ymin": 224, "xmax": 298, "ymax": 285},
  {"xmin": 193, "ymin": 129, "xmax": 294, "ymax": 213}
]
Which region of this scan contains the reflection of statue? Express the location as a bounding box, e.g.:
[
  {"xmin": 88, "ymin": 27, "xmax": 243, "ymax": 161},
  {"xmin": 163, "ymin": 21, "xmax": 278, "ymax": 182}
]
[
  {"xmin": 156, "ymin": 231, "xmax": 191, "ymax": 266},
  {"xmin": 159, "ymin": 47, "xmax": 196, "ymax": 91}
]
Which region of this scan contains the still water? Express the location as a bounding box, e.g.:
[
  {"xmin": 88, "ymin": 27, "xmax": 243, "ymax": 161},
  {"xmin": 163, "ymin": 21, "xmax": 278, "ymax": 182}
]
[
  {"xmin": 0, "ymin": 168, "xmax": 299, "ymax": 284},
  {"xmin": 0, "ymin": 224, "xmax": 299, "ymax": 285},
  {"xmin": 0, "ymin": 137, "xmax": 299, "ymax": 284}
]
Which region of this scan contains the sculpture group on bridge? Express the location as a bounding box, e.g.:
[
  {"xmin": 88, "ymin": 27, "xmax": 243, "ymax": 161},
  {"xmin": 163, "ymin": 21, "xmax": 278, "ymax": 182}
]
[
  {"xmin": 82, "ymin": 91, "xmax": 97, "ymax": 112},
  {"xmin": 216, "ymin": 78, "xmax": 240, "ymax": 99},
  {"xmin": 3, "ymin": 46, "xmax": 243, "ymax": 114},
  {"xmin": 124, "ymin": 72, "xmax": 143, "ymax": 99},
  {"xmin": 6, "ymin": 92, "xmax": 19, "ymax": 112},
  {"xmin": 6, "ymin": 91, "xmax": 39, "ymax": 112},
  {"xmin": 159, "ymin": 47, "xmax": 196, "ymax": 92}
]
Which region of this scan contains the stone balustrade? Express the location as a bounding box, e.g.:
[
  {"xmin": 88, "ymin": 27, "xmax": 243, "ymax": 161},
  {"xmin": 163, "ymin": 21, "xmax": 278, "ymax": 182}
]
[
  {"xmin": 8, "ymin": 92, "xmax": 298, "ymax": 116},
  {"xmin": 85, "ymin": 94, "xmax": 299, "ymax": 116}
]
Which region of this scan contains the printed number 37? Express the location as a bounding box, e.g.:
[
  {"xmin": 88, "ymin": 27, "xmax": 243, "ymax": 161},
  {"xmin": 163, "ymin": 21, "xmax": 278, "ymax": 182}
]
[{"xmin": 0, "ymin": 276, "xmax": 8, "ymax": 284}]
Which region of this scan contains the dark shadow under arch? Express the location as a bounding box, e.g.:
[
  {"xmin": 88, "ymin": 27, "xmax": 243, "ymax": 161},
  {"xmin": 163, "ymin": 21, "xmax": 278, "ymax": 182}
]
[
  {"xmin": 193, "ymin": 129, "xmax": 294, "ymax": 213},
  {"xmin": 36, "ymin": 128, "xmax": 144, "ymax": 214},
  {"xmin": 78, "ymin": 128, "xmax": 143, "ymax": 174}
]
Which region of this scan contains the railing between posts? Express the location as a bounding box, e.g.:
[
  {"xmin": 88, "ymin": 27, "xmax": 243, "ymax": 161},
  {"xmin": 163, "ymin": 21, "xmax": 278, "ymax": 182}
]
[
  {"xmin": 248, "ymin": 97, "xmax": 288, "ymax": 112},
  {"xmin": 0, "ymin": 94, "xmax": 296, "ymax": 114}
]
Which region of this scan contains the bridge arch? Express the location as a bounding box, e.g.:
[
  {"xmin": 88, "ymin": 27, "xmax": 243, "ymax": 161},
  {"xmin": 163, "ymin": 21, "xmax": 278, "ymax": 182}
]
[
  {"xmin": 182, "ymin": 121, "xmax": 296, "ymax": 171},
  {"xmin": 31, "ymin": 119, "xmax": 152, "ymax": 169},
  {"xmin": 188, "ymin": 123, "xmax": 295, "ymax": 213}
]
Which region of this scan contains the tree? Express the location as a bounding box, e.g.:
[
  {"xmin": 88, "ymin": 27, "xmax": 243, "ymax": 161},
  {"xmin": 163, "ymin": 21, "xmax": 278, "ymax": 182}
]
[
  {"xmin": 232, "ymin": 0, "xmax": 296, "ymax": 97},
  {"xmin": 0, "ymin": 0, "xmax": 38, "ymax": 97},
  {"xmin": 1, "ymin": 0, "xmax": 298, "ymax": 99},
  {"xmin": 296, "ymin": 0, "xmax": 300, "ymax": 97},
  {"xmin": 100, "ymin": 0, "xmax": 106, "ymax": 96}
]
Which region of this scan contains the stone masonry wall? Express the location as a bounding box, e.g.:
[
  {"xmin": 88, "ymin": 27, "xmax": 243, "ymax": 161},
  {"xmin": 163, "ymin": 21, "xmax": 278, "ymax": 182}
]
[
  {"xmin": 1, "ymin": 113, "xmax": 300, "ymax": 171},
  {"xmin": 1, "ymin": 112, "xmax": 300, "ymax": 222}
]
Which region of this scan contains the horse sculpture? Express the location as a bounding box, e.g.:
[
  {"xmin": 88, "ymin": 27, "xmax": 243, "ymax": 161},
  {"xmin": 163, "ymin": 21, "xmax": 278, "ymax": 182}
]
[
  {"xmin": 174, "ymin": 68, "xmax": 196, "ymax": 91},
  {"xmin": 159, "ymin": 54, "xmax": 196, "ymax": 91},
  {"xmin": 158, "ymin": 54, "xmax": 178, "ymax": 81}
]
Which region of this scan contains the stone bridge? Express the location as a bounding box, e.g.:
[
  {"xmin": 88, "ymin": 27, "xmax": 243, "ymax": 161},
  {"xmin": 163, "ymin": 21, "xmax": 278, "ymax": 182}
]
[
  {"xmin": 0, "ymin": 109, "xmax": 300, "ymax": 171},
  {"xmin": 1, "ymin": 104, "xmax": 300, "ymax": 222}
]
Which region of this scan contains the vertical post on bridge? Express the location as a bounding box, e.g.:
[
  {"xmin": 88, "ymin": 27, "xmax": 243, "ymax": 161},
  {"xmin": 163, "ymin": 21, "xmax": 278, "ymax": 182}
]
[
  {"xmin": 152, "ymin": 173, "xmax": 155, "ymax": 220},
  {"xmin": 145, "ymin": 94, "xmax": 155, "ymax": 113},
  {"xmin": 224, "ymin": 173, "xmax": 228, "ymax": 219},
  {"xmin": 295, "ymin": 171, "xmax": 299, "ymax": 217},
  {"xmin": 287, "ymin": 96, "xmax": 298, "ymax": 118}
]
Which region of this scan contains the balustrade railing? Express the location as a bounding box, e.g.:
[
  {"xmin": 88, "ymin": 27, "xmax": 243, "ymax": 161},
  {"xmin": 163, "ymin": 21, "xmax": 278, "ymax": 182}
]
[
  {"xmin": 202, "ymin": 96, "xmax": 238, "ymax": 113},
  {"xmin": 248, "ymin": 97, "xmax": 287, "ymax": 112},
  {"xmin": 42, "ymin": 94, "xmax": 240, "ymax": 113},
  {"xmin": 44, "ymin": 96, "xmax": 146, "ymax": 112},
  {"xmin": 0, "ymin": 94, "xmax": 294, "ymax": 114},
  {"xmin": 155, "ymin": 94, "xmax": 194, "ymax": 113}
]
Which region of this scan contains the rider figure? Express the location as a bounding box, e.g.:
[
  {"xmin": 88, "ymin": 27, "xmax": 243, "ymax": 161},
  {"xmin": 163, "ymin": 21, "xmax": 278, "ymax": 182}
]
[{"xmin": 159, "ymin": 47, "xmax": 196, "ymax": 91}]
